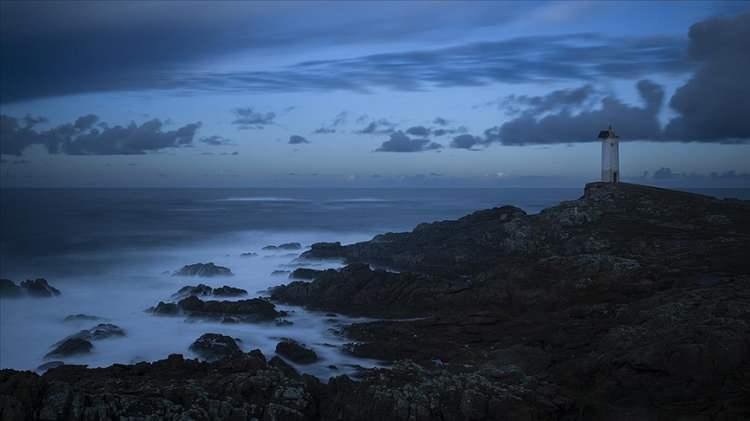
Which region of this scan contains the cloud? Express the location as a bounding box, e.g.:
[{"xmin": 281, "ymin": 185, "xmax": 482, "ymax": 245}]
[
  {"xmin": 356, "ymin": 118, "xmax": 397, "ymax": 135},
  {"xmin": 200, "ymin": 135, "xmax": 233, "ymax": 145},
  {"xmin": 450, "ymin": 134, "xmax": 485, "ymax": 150},
  {"xmin": 1, "ymin": 114, "xmax": 202, "ymax": 155},
  {"xmin": 289, "ymin": 135, "xmax": 310, "ymax": 144},
  {"xmin": 375, "ymin": 131, "xmax": 442, "ymax": 152},
  {"xmin": 405, "ymin": 126, "xmax": 430, "ymax": 137},
  {"xmin": 500, "ymin": 84, "xmax": 599, "ymax": 116},
  {"xmin": 664, "ymin": 12, "xmax": 750, "ymax": 142},
  {"xmin": 313, "ymin": 111, "xmax": 348, "ymax": 134},
  {"xmin": 231, "ymin": 108, "xmax": 276, "ymax": 130},
  {"xmin": 433, "ymin": 117, "xmax": 450, "ymax": 126}
]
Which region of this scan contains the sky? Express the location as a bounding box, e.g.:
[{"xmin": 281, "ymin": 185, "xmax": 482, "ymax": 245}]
[{"xmin": 1, "ymin": 0, "xmax": 749, "ymax": 188}]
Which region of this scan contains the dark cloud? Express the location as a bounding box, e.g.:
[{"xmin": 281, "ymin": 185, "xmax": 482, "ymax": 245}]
[
  {"xmin": 313, "ymin": 111, "xmax": 348, "ymax": 134},
  {"xmin": 406, "ymin": 126, "xmax": 430, "ymax": 137},
  {"xmin": 232, "ymin": 108, "xmax": 276, "ymax": 130},
  {"xmin": 356, "ymin": 118, "xmax": 397, "ymax": 135},
  {"xmin": 1, "ymin": 114, "xmax": 202, "ymax": 155},
  {"xmin": 500, "ymin": 84, "xmax": 599, "ymax": 116},
  {"xmin": 313, "ymin": 127, "xmax": 336, "ymax": 134},
  {"xmin": 664, "ymin": 12, "xmax": 750, "ymax": 142},
  {"xmin": 289, "ymin": 135, "xmax": 310, "ymax": 144},
  {"xmin": 450, "ymin": 134, "xmax": 485, "ymax": 150},
  {"xmin": 375, "ymin": 131, "xmax": 442, "ymax": 152},
  {"xmin": 200, "ymin": 135, "xmax": 233, "ymax": 146},
  {"xmin": 433, "ymin": 117, "xmax": 449, "ymax": 126}
]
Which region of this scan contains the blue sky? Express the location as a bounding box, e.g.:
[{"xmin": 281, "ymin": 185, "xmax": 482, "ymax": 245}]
[{"xmin": 1, "ymin": 1, "xmax": 749, "ymax": 187}]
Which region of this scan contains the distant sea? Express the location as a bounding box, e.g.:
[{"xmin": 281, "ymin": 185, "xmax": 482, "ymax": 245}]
[{"xmin": 1, "ymin": 186, "xmax": 748, "ymax": 375}]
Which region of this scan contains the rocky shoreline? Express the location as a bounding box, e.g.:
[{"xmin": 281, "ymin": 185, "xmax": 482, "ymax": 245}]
[{"xmin": 2, "ymin": 182, "xmax": 749, "ymax": 420}]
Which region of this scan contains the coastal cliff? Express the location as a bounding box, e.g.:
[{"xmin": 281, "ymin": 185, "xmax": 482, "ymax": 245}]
[{"xmin": 2, "ymin": 183, "xmax": 749, "ymax": 420}]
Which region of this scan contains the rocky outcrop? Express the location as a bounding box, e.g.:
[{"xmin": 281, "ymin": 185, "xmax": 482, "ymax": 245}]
[
  {"xmin": 264, "ymin": 242, "xmax": 302, "ymax": 251},
  {"xmin": 0, "ymin": 278, "xmax": 61, "ymax": 298},
  {"xmin": 189, "ymin": 333, "xmax": 242, "ymax": 361},
  {"xmin": 45, "ymin": 338, "xmax": 93, "ymax": 358},
  {"xmin": 174, "ymin": 262, "xmax": 233, "ymax": 277},
  {"xmin": 275, "ymin": 340, "xmax": 318, "ymax": 364},
  {"xmin": 163, "ymin": 295, "xmax": 287, "ymax": 322},
  {"xmin": 289, "ymin": 268, "xmax": 321, "ymax": 280},
  {"xmin": 172, "ymin": 284, "xmax": 248, "ymax": 299}
]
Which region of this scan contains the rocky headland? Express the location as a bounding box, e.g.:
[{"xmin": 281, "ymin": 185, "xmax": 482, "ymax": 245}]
[{"xmin": 2, "ymin": 183, "xmax": 749, "ymax": 420}]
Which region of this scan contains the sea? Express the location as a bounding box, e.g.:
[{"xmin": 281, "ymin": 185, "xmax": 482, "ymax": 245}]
[{"xmin": 1, "ymin": 187, "xmax": 748, "ymax": 377}]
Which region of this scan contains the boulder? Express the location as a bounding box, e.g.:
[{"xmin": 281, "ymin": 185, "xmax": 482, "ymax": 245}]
[
  {"xmin": 213, "ymin": 285, "xmax": 248, "ymax": 297},
  {"xmin": 150, "ymin": 301, "xmax": 179, "ymax": 315},
  {"xmin": 189, "ymin": 333, "xmax": 241, "ymax": 361},
  {"xmin": 176, "ymin": 295, "xmax": 286, "ymax": 322},
  {"xmin": 240, "ymin": 252, "xmax": 258, "ymax": 257},
  {"xmin": 174, "ymin": 262, "xmax": 233, "ymax": 277},
  {"xmin": 275, "ymin": 339, "xmax": 318, "ymax": 364},
  {"xmin": 263, "ymin": 242, "xmax": 302, "ymax": 251},
  {"xmin": 45, "ymin": 338, "xmax": 93, "ymax": 358},
  {"xmin": 0, "ymin": 279, "xmax": 22, "ymax": 298},
  {"xmin": 173, "ymin": 283, "xmax": 213, "ymax": 298}
]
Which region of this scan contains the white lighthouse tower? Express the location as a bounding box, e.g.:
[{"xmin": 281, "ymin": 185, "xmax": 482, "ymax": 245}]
[{"xmin": 599, "ymin": 125, "xmax": 619, "ymax": 183}]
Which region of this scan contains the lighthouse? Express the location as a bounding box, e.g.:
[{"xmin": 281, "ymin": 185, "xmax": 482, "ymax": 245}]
[{"xmin": 599, "ymin": 125, "xmax": 619, "ymax": 183}]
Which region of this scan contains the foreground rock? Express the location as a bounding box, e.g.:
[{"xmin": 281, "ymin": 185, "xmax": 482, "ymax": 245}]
[
  {"xmin": 189, "ymin": 333, "xmax": 242, "ymax": 361},
  {"xmin": 0, "ymin": 353, "xmax": 569, "ymax": 421},
  {"xmin": 151, "ymin": 295, "xmax": 286, "ymax": 323},
  {"xmin": 275, "ymin": 339, "xmax": 318, "ymax": 364},
  {"xmin": 0, "ymin": 278, "xmax": 61, "ymax": 298},
  {"xmin": 174, "ymin": 262, "xmax": 233, "ymax": 277}
]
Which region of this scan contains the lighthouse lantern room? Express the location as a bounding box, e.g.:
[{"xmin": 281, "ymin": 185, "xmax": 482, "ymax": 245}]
[{"xmin": 599, "ymin": 125, "xmax": 620, "ymax": 183}]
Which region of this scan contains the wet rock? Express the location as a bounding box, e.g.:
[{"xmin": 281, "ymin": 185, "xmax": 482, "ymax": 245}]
[
  {"xmin": 302, "ymin": 241, "xmax": 344, "ymax": 259},
  {"xmin": 263, "ymin": 242, "xmax": 302, "ymax": 251},
  {"xmin": 45, "ymin": 338, "xmax": 93, "ymax": 358},
  {"xmin": 240, "ymin": 252, "xmax": 258, "ymax": 257},
  {"xmin": 189, "ymin": 333, "xmax": 241, "ymax": 361},
  {"xmin": 173, "ymin": 283, "xmax": 213, "ymax": 298},
  {"xmin": 150, "ymin": 301, "xmax": 179, "ymax": 315},
  {"xmin": 275, "ymin": 339, "xmax": 318, "ymax": 364},
  {"xmin": 269, "ymin": 356, "xmax": 300, "ymax": 378},
  {"xmin": 174, "ymin": 262, "xmax": 233, "ymax": 277},
  {"xmin": 213, "ymin": 285, "xmax": 248, "ymax": 297},
  {"xmin": 272, "ymin": 270, "xmax": 291, "ymax": 276},
  {"xmin": 177, "ymin": 295, "xmax": 286, "ymax": 322},
  {"xmin": 289, "ymin": 268, "xmax": 321, "ymax": 280},
  {"xmin": 0, "ymin": 279, "xmax": 23, "ymax": 298}
]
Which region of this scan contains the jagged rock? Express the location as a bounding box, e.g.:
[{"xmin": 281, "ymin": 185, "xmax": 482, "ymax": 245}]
[
  {"xmin": 303, "ymin": 242, "xmax": 344, "ymax": 259},
  {"xmin": 269, "ymin": 356, "xmax": 300, "ymax": 378},
  {"xmin": 213, "ymin": 285, "xmax": 248, "ymax": 297},
  {"xmin": 0, "ymin": 279, "xmax": 22, "ymax": 298},
  {"xmin": 177, "ymin": 295, "xmax": 286, "ymax": 322},
  {"xmin": 289, "ymin": 268, "xmax": 321, "ymax": 280},
  {"xmin": 150, "ymin": 301, "xmax": 179, "ymax": 315},
  {"xmin": 45, "ymin": 338, "xmax": 93, "ymax": 358},
  {"xmin": 275, "ymin": 340, "xmax": 318, "ymax": 364},
  {"xmin": 174, "ymin": 262, "xmax": 233, "ymax": 277},
  {"xmin": 1, "ymin": 279, "xmax": 61, "ymax": 298},
  {"xmin": 189, "ymin": 333, "xmax": 242, "ymax": 361},
  {"xmin": 173, "ymin": 283, "xmax": 213, "ymax": 298},
  {"xmin": 63, "ymin": 314, "xmax": 103, "ymax": 323},
  {"xmin": 263, "ymin": 242, "xmax": 302, "ymax": 251}
]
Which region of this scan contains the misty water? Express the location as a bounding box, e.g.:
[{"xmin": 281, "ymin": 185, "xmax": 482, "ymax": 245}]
[{"xmin": 2, "ymin": 187, "xmax": 748, "ymax": 378}]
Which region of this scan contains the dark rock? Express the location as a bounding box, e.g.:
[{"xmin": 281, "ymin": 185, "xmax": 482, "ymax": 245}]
[
  {"xmin": 177, "ymin": 295, "xmax": 286, "ymax": 322},
  {"xmin": 213, "ymin": 285, "xmax": 248, "ymax": 297},
  {"xmin": 173, "ymin": 283, "xmax": 213, "ymax": 298},
  {"xmin": 289, "ymin": 268, "xmax": 321, "ymax": 280},
  {"xmin": 174, "ymin": 262, "xmax": 233, "ymax": 277},
  {"xmin": 264, "ymin": 242, "xmax": 302, "ymax": 251},
  {"xmin": 302, "ymin": 241, "xmax": 344, "ymax": 259},
  {"xmin": 269, "ymin": 356, "xmax": 300, "ymax": 378},
  {"xmin": 20, "ymin": 279, "xmax": 61, "ymax": 297},
  {"xmin": 275, "ymin": 339, "xmax": 318, "ymax": 364},
  {"xmin": 0, "ymin": 279, "xmax": 22, "ymax": 298},
  {"xmin": 240, "ymin": 252, "xmax": 258, "ymax": 257},
  {"xmin": 189, "ymin": 333, "xmax": 242, "ymax": 361},
  {"xmin": 45, "ymin": 338, "xmax": 93, "ymax": 358},
  {"xmin": 271, "ymin": 270, "xmax": 290, "ymax": 276},
  {"xmin": 63, "ymin": 314, "xmax": 103, "ymax": 323},
  {"xmin": 150, "ymin": 301, "xmax": 179, "ymax": 315}
]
